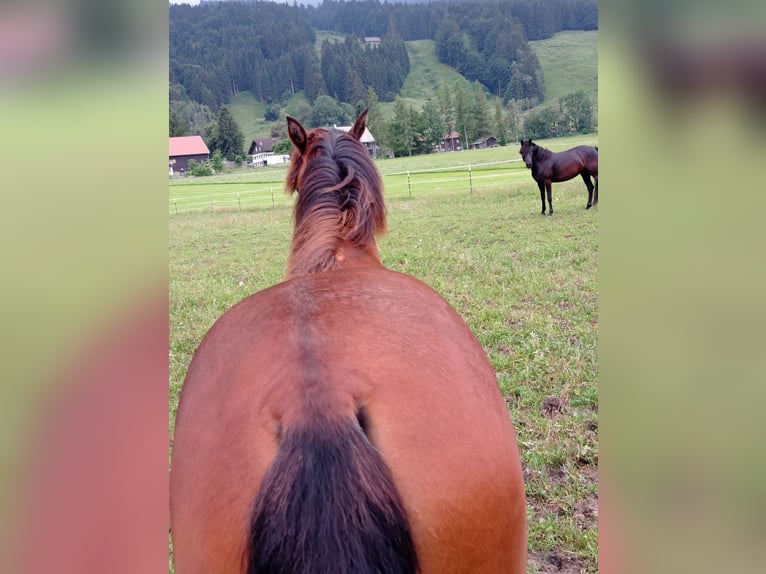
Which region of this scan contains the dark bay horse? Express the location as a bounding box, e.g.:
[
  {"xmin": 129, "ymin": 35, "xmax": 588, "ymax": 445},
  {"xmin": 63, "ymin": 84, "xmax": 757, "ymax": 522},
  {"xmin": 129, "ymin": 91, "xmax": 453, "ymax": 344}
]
[
  {"xmin": 170, "ymin": 110, "xmax": 527, "ymax": 574},
  {"xmin": 519, "ymin": 139, "xmax": 599, "ymax": 215}
]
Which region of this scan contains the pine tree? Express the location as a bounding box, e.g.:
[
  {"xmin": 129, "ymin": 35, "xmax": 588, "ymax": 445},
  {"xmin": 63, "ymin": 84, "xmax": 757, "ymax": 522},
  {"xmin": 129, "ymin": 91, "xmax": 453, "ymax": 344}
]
[
  {"xmin": 386, "ymin": 96, "xmax": 415, "ymax": 157},
  {"xmin": 437, "ymin": 84, "xmax": 454, "ymax": 136},
  {"xmin": 421, "ymin": 98, "xmax": 445, "ymax": 152},
  {"xmin": 472, "ymin": 81, "xmax": 492, "ymax": 139},
  {"xmin": 213, "ymin": 104, "xmax": 245, "ymax": 161}
]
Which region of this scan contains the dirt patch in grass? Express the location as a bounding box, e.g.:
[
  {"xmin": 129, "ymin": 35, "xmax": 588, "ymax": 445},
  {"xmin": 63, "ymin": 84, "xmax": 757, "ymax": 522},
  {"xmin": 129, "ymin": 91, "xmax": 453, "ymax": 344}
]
[{"xmin": 528, "ymin": 550, "xmax": 591, "ymax": 573}]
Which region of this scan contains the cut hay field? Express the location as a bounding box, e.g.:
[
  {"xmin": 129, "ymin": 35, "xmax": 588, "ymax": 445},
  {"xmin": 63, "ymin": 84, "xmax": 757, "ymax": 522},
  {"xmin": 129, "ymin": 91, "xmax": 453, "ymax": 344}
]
[{"xmin": 169, "ymin": 143, "xmax": 599, "ymax": 571}]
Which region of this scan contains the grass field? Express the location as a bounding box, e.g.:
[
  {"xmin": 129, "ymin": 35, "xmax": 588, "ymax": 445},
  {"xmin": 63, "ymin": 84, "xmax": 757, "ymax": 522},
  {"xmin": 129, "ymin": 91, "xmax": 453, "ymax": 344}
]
[
  {"xmin": 168, "ymin": 134, "xmax": 598, "ymax": 214},
  {"xmin": 530, "ymin": 30, "xmax": 599, "ymax": 106},
  {"xmin": 169, "ymin": 141, "xmax": 599, "ymax": 572}
]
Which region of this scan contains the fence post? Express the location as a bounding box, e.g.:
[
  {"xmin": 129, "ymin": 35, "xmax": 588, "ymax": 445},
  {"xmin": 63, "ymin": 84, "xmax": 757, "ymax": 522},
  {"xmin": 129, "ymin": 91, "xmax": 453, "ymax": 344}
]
[
  {"xmin": 468, "ymin": 165, "xmax": 473, "ymax": 195},
  {"xmin": 237, "ymin": 192, "xmax": 241, "ymax": 211},
  {"xmin": 173, "ymin": 198, "xmax": 178, "ymax": 214},
  {"xmin": 407, "ymin": 171, "xmax": 412, "ymax": 199},
  {"xmin": 271, "ymin": 187, "xmax": 275, "ymax": 208}
]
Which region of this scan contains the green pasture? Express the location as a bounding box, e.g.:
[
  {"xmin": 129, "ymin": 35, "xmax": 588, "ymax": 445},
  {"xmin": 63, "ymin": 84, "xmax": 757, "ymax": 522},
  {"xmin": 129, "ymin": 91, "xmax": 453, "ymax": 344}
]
[
  {"xmin": 530, "ymin": 30, "xmax": 599, "ymax": 106},
  {"xmin": 168, "ymin": 134, "xmax": 598, "ymax": 215},
  {"xmin": 169, "ymin": 139, "xmax": 599, "ymax": 571}
]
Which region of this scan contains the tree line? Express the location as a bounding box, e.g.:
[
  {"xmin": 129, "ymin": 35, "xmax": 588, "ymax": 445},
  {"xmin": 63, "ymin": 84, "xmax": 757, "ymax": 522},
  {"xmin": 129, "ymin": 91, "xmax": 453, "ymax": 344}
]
[
  {"xmin": 170, "ymin": 0, "xmax": 597, "ymax": 111},
  {"xmin": 171, "ymin": 82, "xmax": 595, "ymax": 167}
]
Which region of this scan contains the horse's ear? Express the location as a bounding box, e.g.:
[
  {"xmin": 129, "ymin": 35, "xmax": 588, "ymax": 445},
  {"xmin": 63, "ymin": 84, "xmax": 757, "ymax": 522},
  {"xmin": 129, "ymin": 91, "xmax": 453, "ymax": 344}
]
[
  {"xmin": 350, "ymin": 109, "xmax": 368, "ymax": 141},
  {"xmin": 287, "ymin": 116, "xmax": 307, "ymax": 155}
]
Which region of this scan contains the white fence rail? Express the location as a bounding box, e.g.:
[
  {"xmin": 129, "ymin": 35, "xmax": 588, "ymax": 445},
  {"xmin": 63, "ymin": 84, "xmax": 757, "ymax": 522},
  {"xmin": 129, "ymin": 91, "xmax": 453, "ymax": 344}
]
[{"xmin": 169, "ymin": 158, "xmax": 527, "ymax": 215}]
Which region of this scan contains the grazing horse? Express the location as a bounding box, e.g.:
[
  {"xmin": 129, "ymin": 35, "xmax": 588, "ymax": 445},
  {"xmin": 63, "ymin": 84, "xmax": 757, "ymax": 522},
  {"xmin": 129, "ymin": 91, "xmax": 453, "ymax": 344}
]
[
  {"xmin": 519, "ymin": 139, "xmax": 599, "ymax": 215},
  {"xmin": 170, "ymin": 110, "xmax": 527, "ymax": 574}
]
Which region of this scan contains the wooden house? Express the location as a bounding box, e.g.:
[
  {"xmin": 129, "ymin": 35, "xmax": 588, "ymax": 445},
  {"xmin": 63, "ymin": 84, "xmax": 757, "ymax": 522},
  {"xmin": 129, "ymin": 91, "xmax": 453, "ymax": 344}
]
[
  {"xmin": 469, "ymin": 136, "xmax": 497, "ymax": 150},
  {"xmin": 333, "ymin": 125, "xmax": 379, "ymax": 158},
  {"xmin": 169, "ymin": 136, "xmax": 210, "ymax": 173},
  {"xmin": 439, "ymin": 131, "xmax": 462, "ymax": 152}
]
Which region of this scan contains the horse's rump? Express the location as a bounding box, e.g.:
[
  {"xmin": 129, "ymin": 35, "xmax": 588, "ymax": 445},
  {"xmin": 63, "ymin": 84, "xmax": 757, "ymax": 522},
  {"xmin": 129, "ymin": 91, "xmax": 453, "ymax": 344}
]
[{"xmin": 171, "ymin": 268, "xmax": 527, "ymax": 573}]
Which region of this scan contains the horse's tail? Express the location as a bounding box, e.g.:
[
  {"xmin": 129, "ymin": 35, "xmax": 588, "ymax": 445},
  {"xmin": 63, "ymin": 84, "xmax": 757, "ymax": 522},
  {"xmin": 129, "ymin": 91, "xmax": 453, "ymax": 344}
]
[{"xmin": 245, "ymin": 418, "xmax": 419, "ymax": 574}]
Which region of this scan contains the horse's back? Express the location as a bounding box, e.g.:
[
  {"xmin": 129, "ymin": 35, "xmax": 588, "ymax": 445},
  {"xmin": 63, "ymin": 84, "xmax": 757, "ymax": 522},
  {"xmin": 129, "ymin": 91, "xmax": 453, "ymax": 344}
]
[{"xmin": 171, "ymin": 268, "xmax": 526, "ymax": 573}]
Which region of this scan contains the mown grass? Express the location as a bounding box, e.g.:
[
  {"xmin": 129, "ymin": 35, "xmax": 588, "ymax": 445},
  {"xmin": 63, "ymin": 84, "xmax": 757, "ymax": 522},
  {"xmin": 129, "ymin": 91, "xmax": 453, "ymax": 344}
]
[
  {"xmin": 170, "ymin": 162, "xmax": 599, "ymax": 571},
  {"xmin": 530, "ymin": 30, "xmax": 599, "ymax": 106}
]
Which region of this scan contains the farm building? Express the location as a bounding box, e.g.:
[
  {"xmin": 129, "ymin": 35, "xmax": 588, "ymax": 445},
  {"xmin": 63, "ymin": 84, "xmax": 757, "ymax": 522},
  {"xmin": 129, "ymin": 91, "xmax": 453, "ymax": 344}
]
[
  {"xmin": 439, "ymin": 131, "xmax": 462, "ymax": 152},
  {"xmin": 169, "ymin": 136, "xmax": 210, "ymax": 174},
  {"xmin": 247, "ymin": 137, "xmax": 278, "ymax": 156},
  {"xmin": 469, "ymin": 136, "xmax": 497, "ymax": 150},
  {"xmin": 333, "ymin": 124, "xmax": 378, "ymax": 158}
]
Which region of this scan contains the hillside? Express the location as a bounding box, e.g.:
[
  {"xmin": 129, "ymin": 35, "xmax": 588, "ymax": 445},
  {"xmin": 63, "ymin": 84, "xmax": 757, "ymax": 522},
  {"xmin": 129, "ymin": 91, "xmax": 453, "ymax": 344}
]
[
  {"xmin": 389, "ymin": 39, "xmax": 475, "ymax": 117},
  {"xmin": 229, "ymin": 30, "xmax": 598, "ymax": 140},
  {"xmin": 530, "ymin": 30, "xmax": 598, "ymax": 106}
]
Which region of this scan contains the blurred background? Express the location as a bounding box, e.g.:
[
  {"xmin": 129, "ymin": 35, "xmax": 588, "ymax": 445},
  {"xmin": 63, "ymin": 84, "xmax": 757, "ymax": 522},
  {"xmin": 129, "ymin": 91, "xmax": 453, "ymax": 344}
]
[{"xmin": 1, "ymin": 1, "xmax": 764, "ymax": 572}]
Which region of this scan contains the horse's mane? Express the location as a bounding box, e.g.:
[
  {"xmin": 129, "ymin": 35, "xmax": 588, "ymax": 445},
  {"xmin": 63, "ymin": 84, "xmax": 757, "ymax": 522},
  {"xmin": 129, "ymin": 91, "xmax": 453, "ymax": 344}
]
[
  {"xmin": 531, "ymin": 142, "xmax": 553, "ymax": 161},
  {"xmin": 285, "ymin": 126, "xmax": 386, "ymax": 277}
]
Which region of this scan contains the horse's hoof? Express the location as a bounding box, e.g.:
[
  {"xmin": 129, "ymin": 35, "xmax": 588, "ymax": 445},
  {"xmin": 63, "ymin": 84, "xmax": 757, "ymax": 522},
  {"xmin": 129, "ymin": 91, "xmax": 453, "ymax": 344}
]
[
  {"xmin": 547, "ymin": 212, "xmax": 553, "ymax": 217},
  {"xmin": 586, "ymin": 205, "xmax": 591, "ymax": 210}
]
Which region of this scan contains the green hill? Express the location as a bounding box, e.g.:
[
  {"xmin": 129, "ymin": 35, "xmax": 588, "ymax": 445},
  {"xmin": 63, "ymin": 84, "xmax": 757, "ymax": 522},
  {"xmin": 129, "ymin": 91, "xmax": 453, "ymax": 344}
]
[
  {"xmin": 228, "ymin": 30, "xmax": 598, "ymax": 140},
  {"xmin": 385, "ymin": 39, "xmax": 474, "ymax": 117},
  {"xmin": 530, "ymin": 30, "xmax": 598, "ymax": 105}
]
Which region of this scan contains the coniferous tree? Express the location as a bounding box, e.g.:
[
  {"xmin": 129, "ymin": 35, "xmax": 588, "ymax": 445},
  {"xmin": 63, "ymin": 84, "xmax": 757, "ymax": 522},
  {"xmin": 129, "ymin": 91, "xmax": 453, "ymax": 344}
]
[
  {"xmin": 420, "ymin": 98, "xmax": 446, "ymax": 152},
  {"xmin": 437, "ymin": 84, "xmax": 454, "ymax": 137},
  {"xmin": 387, "ymin": 96, "xmax": 415, "ymax": 157},
  {"xmin": 212, "ymin": 104, "xmax": 244, "ymax": 161},
  {"xmin": 472, "ymin": 81, "xmax": 492, "ymax": 139}
]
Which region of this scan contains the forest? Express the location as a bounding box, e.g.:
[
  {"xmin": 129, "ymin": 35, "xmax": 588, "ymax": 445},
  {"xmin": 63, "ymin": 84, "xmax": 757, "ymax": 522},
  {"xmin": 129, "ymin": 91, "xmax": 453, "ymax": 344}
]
[
  {"xmin": 170, "ymin": 0, "xmax": 597, "ymax": 109},
  {"xmin": 169, "ymin": 0, "xmax": 597, "ymax": 159}
]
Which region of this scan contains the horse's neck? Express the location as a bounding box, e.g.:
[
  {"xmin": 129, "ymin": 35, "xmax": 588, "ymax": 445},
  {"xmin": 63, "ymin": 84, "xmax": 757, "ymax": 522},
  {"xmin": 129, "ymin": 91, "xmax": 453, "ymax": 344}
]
[
  {"xmin": 333, "ymin": 240, "xmax": 383, "ymax": 270},
  {"xmin": 286, "ymin": 236, "xmax": 383, "ymax": 278},
  {"xmin": 533, "ymin": 145, "xmax": 551, "ymax": 162}
]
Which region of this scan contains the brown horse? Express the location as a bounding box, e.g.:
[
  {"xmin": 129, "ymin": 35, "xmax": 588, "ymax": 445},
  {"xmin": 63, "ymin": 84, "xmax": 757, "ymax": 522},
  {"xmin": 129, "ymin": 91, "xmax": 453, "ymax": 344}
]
[
  {"xmin": 170, "ymin": 110, "xmax": 527, "ymax": 574},
  {"xmin": 519, "ymin": 139, "xmax": 599, "ymax": 215}
]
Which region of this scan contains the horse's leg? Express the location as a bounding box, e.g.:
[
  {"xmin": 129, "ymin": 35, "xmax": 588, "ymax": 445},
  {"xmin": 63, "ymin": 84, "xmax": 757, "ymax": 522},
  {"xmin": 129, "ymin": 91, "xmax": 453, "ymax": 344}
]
[
  {"xmin": 546, "ymin": 182, "xmax": 553, "ymax": 216},
  {"xmin": 581, "ymin": 173, "xmax": 594, "ymax": 209},
  {"xmin": 593, "ymin": 175, "xmax": 599, "ymax": 206},
  {"xmin": 538, "ymin": 181, "xmax": 546, "ymax": 215}
]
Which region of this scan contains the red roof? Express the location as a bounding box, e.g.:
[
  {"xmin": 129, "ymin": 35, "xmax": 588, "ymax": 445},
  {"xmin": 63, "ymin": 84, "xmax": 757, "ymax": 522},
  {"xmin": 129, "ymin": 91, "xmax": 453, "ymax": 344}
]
[
  {"xmin": 444, "ymin": 131, "xmax": 461, "ymax": 139},
  {"xmin": 169, "ymin": 136, "xmax": 209, "ymax": 157}
]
